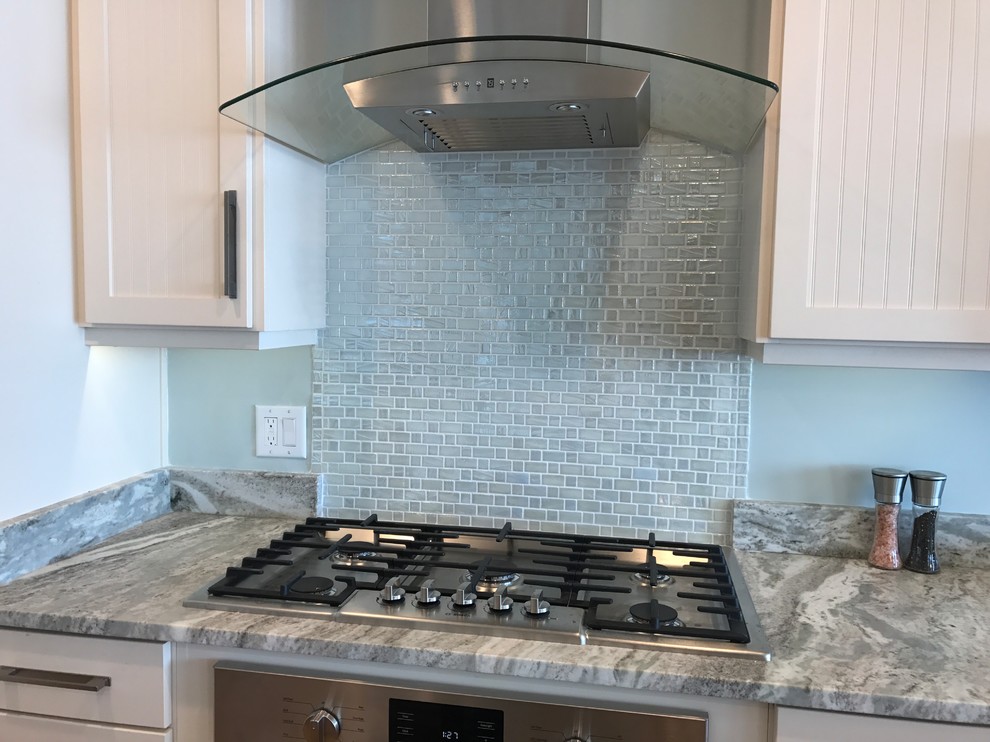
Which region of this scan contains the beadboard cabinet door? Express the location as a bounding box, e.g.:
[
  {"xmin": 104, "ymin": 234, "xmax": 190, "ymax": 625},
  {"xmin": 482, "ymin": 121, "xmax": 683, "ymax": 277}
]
[
  {"xmin": 769, "ymin": 0, "xmax": 990, "ymax": 344},
  {"xmin": 73, "ymin": 0, "xmax": 248, "ymax": 329},
  {"xmin": 72, "ymin": 0, "xmax": 326, "ymax": 349}
]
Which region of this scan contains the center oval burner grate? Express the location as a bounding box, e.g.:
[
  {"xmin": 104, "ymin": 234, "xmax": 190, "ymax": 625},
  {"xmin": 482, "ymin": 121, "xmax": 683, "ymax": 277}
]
[
  {"xmin": 289, "ymin": 576, "xmax": 338, "ymax": 597},
  {"xmin": 627, "ymin": 601, "xmax": 682, "ymax": 627}
]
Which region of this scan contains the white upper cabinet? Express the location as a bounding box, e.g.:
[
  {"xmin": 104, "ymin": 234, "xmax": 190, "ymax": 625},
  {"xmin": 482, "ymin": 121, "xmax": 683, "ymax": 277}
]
[
  {"xmin": 745, "ymin": 0, "xmax": 990, "ymax": 368},
  {"xmin": 72, "ymin": 0, "xmax": 326, "ymax": 349}
]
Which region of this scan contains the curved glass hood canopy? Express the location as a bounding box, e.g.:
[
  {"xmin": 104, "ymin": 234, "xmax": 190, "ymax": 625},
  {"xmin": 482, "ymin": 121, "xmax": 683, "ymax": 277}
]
[{"xmin": 219, "ymin": 36, "xmax": 779, "ymax": 164}]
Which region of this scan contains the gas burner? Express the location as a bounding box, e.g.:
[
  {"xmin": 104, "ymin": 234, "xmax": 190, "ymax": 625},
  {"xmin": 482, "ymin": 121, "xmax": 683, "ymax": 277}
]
[
  {"xmin": 626, "ymin": 601, "xmax": 683, "ymax": 628},
  {"xmin": 467, "ymin": 571, "xmax": 522, "ymax": 590},
  {"xmin": 289, "ymin": 576, "xmax": 338, "ymax": 597},
  {"xmin": 632, "ymin": 571, "xmax": 673, "ymax": 588},
  {"xmin": 466, "ymin": 561, "xmax": 522, "ymax": 590},
  {"xmin": 331, "ymin": 543, "xmax": 380, "ymax": 567}
]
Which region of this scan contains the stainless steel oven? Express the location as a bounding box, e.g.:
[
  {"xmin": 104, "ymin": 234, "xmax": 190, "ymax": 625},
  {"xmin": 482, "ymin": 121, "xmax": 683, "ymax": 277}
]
[{"xmin": 213, "ymin": 663, "xmax": 709, "ymax": 742}]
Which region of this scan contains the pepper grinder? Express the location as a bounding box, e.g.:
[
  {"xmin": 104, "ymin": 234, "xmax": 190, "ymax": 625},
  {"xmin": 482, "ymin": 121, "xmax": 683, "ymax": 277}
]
[
  {"xmin": 903, "ymin": 470, "xmax": 947, "ymax": 574},
  {"xmin": 868, "ymin": 468, "xmax": 907, "ymax": 570}
]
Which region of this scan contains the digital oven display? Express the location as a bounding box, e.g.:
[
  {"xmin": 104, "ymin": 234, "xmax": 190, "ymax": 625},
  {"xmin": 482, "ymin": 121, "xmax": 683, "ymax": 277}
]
[{"xmin": 389, "ymin": 698, "xmax": 504, "ymax": 742}]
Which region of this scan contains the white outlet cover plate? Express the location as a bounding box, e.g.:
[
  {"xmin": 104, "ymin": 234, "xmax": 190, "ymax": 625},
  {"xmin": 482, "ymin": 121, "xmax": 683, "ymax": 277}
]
[{"xmin": 255, "ymin": 405, "xmax": 307, "ymax": 459}]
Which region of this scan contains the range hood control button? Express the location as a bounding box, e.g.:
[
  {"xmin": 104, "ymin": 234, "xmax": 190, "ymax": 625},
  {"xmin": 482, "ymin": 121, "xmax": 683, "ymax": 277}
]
[
  {"xmin": 379, "ymin": 577, "xmax": 405, "ymax": 604},
  {"xmin": 415, "ymin": 579, "xmax": 441, "ymax": 607}
]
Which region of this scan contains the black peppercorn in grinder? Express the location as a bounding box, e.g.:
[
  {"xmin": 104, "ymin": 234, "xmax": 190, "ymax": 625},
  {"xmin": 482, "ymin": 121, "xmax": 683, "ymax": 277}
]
[{"xmin": 903, "ymin": 470, "xmax": 946, "ymax": 574}]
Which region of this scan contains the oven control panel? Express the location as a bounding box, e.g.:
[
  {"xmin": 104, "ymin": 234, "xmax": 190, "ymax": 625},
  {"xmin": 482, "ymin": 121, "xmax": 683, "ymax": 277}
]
[
  {"xmin": 391, "ymin": 698, "xmax": 502, "ymax": 741},
  {"xmin": 214, "ymin": 664, "xmax": 707, "ymax": 742}
]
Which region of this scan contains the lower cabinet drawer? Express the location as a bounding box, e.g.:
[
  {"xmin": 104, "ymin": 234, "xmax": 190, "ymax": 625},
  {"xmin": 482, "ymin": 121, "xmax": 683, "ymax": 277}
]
[
  {"xmin": 774, "ymin": 707, "xmax": 989, "ymax": 742},
  {"xmin": 0, "ymin": 629, "xmax": 171, "ymax": 729},
  {"xmin": 0, "ymin": 710, "xmax": 173, "ymax": 741}
]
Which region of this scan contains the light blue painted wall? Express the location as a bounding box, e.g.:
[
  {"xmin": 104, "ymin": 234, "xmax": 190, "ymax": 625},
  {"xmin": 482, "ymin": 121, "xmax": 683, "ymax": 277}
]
[
  {"xmin": 749, "ymin": 362, "xmax": 990, "ymax": 514},
  {"xmin": 167, "ymin": 347, "xmax": 312, "ymax": 473},
  {"xmin": 169, "ymin": 351, "xmax": 990, "ymax": 516}
]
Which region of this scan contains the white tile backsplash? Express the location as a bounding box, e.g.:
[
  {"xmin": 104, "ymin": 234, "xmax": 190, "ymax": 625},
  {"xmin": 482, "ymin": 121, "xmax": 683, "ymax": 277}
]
[{"xmin": 313, "ymin": 131, "xmax": 750, "ymax": 543}]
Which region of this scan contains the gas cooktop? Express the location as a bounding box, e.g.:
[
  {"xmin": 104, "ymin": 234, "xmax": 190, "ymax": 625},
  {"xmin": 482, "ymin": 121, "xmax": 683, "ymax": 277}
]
[{"xmin": 184, "ymin": 515, "xmax": 771, "ymax": 661}]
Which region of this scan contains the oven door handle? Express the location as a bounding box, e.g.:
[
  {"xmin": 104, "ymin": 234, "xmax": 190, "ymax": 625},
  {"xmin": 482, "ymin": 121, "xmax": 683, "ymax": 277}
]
[{"xmin": 0, "ymin": 665, "xmax": 111, "ymax": 692}]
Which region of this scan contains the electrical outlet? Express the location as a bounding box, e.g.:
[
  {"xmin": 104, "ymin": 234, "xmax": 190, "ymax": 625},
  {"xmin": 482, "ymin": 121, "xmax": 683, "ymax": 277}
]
[
  {"xmin": 255, "ymin": 405, "xmax": 307, "ymax": 459},
  {"xmin": 264, "ymin": 417, "xmax": 278, "ymax": 447}
]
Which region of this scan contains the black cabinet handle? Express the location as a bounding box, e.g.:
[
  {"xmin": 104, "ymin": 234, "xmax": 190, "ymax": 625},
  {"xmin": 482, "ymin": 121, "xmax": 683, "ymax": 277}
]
[
  {"xmin": 223, "ymin": 190, "xmax": 238, "ymax": 299},
  {"xmin": 0, "ymin": 665, "xmax": 111, "ymax": 692}
]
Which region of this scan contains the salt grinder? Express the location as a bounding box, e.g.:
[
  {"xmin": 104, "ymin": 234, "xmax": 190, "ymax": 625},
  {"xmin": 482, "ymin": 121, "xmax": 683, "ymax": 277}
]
[
  {"xmin": 903, "ymin": 470, "xmax": 947, "ymax": 574},
  {"xmin": 868, "ymin": 468, "xmax": 907, "ymax": 570}
]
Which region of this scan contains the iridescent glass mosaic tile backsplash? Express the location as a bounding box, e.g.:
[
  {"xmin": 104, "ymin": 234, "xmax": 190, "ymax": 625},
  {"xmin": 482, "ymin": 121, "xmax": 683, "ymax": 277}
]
[{"xmin": 313, "ymin": 132, "xmax": 751, "ymax": 543}]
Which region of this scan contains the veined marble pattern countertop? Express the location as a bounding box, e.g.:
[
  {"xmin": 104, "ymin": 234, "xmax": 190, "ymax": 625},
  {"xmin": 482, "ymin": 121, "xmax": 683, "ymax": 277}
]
[{"xmin": 0, "ymin": 513, "xmax": 987, "ymax": 726}]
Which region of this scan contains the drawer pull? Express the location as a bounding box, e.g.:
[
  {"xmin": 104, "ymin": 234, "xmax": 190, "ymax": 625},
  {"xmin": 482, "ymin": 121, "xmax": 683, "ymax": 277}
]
[
  {"xmin": 223, "ymin": 189, "xmax": 238, "ymax": 299},
  {"xmin": 0, "ymin": 665, "xmax": 111, "ymax": 692}
]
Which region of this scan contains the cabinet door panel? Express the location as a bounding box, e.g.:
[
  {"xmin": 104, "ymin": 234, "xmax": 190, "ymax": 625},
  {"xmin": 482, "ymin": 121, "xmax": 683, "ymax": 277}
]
[
  {"xmin": 770, "ymin": 0, "xmax": 990, "ymax": 343},
  {"xmin": 0, "ymin": 712, "xmax": 171, "ymax": 741},
  {"xmin": 74, "ymin": 0, "xmax": 249, "ymax": 328},
  {"xmin": 0, "ymin": 630, "xmax": 170, "ymax": 728},
  {"xmin": 775, "ymin": 706, "xmax": 988, "ymax": 742}
]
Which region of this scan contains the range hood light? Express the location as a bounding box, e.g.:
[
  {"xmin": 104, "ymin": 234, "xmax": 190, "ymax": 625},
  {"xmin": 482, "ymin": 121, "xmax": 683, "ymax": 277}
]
[
  {"xmin": 409, "ymin": 108, "xmax": 440, "ymax": 117},
  {"xmin": 551, "ymin": 103, "xmax": 586, "ymax": 113}
]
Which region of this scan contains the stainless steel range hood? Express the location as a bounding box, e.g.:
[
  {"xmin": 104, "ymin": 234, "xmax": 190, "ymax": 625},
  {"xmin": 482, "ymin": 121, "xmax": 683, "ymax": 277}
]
[{"xmin": 220, "ymin": 1, "xmax": 778, "ymax": 163}]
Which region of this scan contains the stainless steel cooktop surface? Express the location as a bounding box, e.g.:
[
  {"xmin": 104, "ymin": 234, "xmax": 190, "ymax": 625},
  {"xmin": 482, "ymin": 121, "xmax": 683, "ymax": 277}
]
[{"xmin": 184, "ymin": 515, "xmax": 771, "ymax": 661}]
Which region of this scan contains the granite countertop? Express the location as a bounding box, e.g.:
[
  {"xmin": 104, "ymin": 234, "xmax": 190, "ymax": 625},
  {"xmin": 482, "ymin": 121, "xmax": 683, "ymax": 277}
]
[{"xmin": 0, "ymin": 512, "xmax": 987, "ymax": 725}]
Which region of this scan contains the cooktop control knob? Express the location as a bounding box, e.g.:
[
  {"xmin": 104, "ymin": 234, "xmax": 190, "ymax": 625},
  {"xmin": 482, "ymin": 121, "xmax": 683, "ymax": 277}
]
[
  {"xmin": 451, "ymin": 586, "xmax": 477, "ymax": 609},
  {"xmin": 524, "ymin": 588, "xmax": 550, "ymax": 618},
  {"xmin": 415, "ymin": 578, "xmax": 441, "ymax": 607},
  {"xmin": 303, "ymin": 708, "xmax": 341, "ymax": 741},
  {"xmin": 379, "ymin": 576, "xmax": 405, "ymax": 604},
  {"xmin": 486, "ymin": 586, "xmax": 514, "ymax": 613}
]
